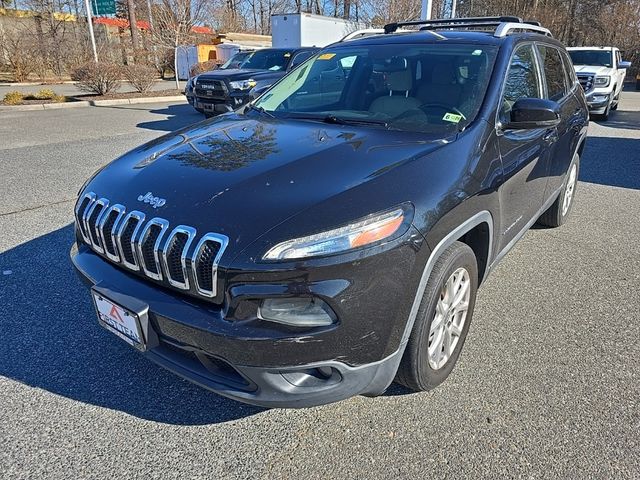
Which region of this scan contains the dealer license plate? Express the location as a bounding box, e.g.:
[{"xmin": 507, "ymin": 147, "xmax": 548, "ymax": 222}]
[{"xmin": 92, "ymin": 292, "xmax": 145, "ymax": 349}]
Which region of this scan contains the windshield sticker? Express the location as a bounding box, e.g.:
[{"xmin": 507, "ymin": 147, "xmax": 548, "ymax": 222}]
[
  {"xmin": 318, "ymin": 53, "xmax": 336, "ymax": 60},
  {"xmin": 472, "ymin": 49, "xmax": 483, "ymax": 56},
  {"xmin": 284, "ymin": 52, "xmax": 291, "ymax": 57},
  {"xmin": 443, "ymin": 113, "xmax": 463, "ymax": 123}
]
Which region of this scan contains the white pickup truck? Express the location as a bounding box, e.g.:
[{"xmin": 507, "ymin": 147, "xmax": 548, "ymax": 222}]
[{"xmin": 567, "ymin": 46, "xmax": 632, "ymax": 120}]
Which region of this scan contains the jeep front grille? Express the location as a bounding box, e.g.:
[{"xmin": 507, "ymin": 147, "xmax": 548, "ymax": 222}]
[{"xmin": 75, "ymin": 192, "xmax": 229, "ymax": 299}]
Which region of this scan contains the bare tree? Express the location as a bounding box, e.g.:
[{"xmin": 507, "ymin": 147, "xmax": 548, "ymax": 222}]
[
  {"xmin": 150, "ymin": 0, "xmax": 214, "ymax": 88},
  {"xmin": 0, "ymin": 21, "xmax": 41, "ymax": 81}
]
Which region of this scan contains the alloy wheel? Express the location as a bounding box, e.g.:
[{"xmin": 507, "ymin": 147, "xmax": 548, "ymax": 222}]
[
  {"xmin": 562, "ymin": 163, "xmax": 577, "ymax": 216},
  {"xmin": 428, "ymin": 267, "xmax": 471, "ymax": 370}
]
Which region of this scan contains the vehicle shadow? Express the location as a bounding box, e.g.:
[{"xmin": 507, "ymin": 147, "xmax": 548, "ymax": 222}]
[
  {"xmin": 579, "ymin": 136, "xmax": 640, "ymax": 189},
  {"xmin": 136, "ymin": 103, "xmax": 206, "ymax": 132},
  {"xmin": 0, "ymin": 224, "xmax": 264, "ymax": 425},
  {"xmin": 591, "ymin": 108, "xmax": 640, "ymax": 131}
]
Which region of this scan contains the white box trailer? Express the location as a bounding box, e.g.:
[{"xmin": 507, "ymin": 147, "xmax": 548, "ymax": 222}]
[{"xmin": 271, "ymin": 13, "xmax": 360, "ymax": 48}]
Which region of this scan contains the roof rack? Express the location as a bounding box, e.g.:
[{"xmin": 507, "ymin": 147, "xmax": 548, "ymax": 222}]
[{"xmin": 383, "ymin": 16, "xmax": 552, "ymax": 38}]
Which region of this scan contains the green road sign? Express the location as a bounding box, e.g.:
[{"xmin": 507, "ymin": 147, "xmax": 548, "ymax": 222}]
[{"xmin": 92, "ymin": 0, "xmax": 116, "ymax": 15}]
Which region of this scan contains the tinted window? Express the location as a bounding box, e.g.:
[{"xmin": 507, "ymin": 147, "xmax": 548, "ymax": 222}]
[
  {"xmin": 560, "ymin": 51, "xmax": 576, "ymax": 88},
  {"xmin": 568, "ymin": 50, "xmax": 612, "ymax": 67},
  {"xmin": 220, "ymin": 51, "xmax": 251, "ymax": 70},
  {"xmin": 242, "ymin": 50, "xmax": 293, "ymax": 71},
  {"xmin": 289, "ymin": 51, "xmax": 316, "ymax": 70},
  {"xmin": 538, "ymin": 45, "xmax": 567, "ymax": 101},
  {"xmin": 500, "ymin": 45, "xmax": 540, "ymax": 122}
]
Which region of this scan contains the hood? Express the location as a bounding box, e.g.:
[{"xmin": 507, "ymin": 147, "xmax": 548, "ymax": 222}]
[
  {"xmin": 84, "ymin": 115, "xmax": 450, "ymax": 261},
  {"xmin": 573, "ymin": 65, "xmax": 612, "ymax": 76},
  {"xmin": 198, "ymin": 68, "xmax": 285, "ymax": 82}
]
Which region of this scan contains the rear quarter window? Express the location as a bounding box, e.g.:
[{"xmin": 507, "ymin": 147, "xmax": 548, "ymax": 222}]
[
  {"xmin": 538, "ymin": 45, "xmax": 569, "ymax": 101},
  {"xmin": 560, "ymin": 50, "xmax": 577, "ymax": 89}
]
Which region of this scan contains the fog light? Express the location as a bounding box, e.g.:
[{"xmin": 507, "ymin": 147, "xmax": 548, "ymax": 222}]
[{"xmin": 259, "ymin": 298, "xmax": 335, "ymax": 327}]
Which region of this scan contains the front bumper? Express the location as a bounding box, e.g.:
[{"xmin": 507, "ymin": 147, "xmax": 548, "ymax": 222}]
[
  {"xmin": 194, "ymin": 91, "xmax": 252, "ymax": 115},
  {"xmin": 586, "ymin": 91, "xmax": 611, "ymax": 113},
  {"xmin": 71, "ymin": 230, "xmax": 424, "ymax": 407}
]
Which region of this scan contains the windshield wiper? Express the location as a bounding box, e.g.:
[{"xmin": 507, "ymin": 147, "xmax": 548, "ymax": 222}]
[
  {"xmin": 288, "ymin": 113, "xmax": 388, "ymax": 127},
  {"xmin": 322, "ymin": 115, "xmax": 388, "ymax": 127},
  {"xmin": 246, "ymin": 104, "xmax": 275, "ymax": 118}
]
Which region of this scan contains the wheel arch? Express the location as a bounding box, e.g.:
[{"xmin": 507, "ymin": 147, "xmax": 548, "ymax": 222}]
[{"xmin": 401, "ymin": 210, "xmax": 494, "ymax": 348}]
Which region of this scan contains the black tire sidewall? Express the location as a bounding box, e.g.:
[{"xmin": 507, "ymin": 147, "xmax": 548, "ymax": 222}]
[{"xmin": 414, "ymin": 243, "xmax": 478, "ymax": 390}]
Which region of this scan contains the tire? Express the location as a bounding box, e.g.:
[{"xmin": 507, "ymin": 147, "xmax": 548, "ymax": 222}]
[
  {"xmin": 396, "ymin": 241, "xmax": 478, "ymax": 392},
  {"xmin": 611, "ymin": 92, "xmax": 619, "ymax": 110},
  {"xmin": 537, "ymin": 153, "xmax": 580, "ymax": 228}
]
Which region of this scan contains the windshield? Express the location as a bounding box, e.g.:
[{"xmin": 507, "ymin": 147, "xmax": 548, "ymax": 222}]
[
  {"xmin": 240, "ymin": 50, "xmax": 293, "ymax": 71},
  {"xmin": 220, "ymin": 52, "xmax": 251, "ymax": 70},
  {"xmin": 253, "ymin": 44, "xmax": 498, "ymax": 133},
  {"xmin": 569, "ymin": 50, "xmax": 613, "ymax": 67}
]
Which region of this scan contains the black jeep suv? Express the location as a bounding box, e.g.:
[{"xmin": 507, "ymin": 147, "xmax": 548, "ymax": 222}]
[
  {"xmin": 190, "ymin": 47, "xmax": 318, "ymax": 116},
  {"xmin": 71, "ymin": 17, "xmax": 588, "ymax": 408}
]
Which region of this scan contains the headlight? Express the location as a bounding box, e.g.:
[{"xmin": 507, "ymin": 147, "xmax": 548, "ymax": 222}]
[
  {"xmin": 594, "ymin": 75, "xmax": 610, "ymax": 87},
  {"xmin": 229, "ymin": 79, "xmax": 257, "ymax": 90},
  {"xmin": 263, "ymin": 207, "xmax": 409, "ymax": 261}
]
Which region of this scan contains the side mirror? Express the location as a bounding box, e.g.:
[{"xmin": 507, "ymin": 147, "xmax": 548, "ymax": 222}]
[
  {"xmin": 504, "ymin": 98, "xmax": 561, "ymax": 130},
  {"xmin": 249, "ymin": 84, "xmax": 271, "ymax": 100},
  {"xmin": 619, "ymin": 60, "xmax": 632, "ymax": 69}
]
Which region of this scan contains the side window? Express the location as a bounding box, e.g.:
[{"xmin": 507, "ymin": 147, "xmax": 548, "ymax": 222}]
[
  {"xmin": 560, "ymin": 51, "xmax": 577, "ymax": 89},
  {"xmin": 286, "ymin": 56, "xmax": 355, "ymax": 110},
  {"xmin": 501, "ymin": 44, "xmax": 541, "ymax": 122},
  {"xmin": 289, "ymin": 51, "xmax": 316, "ymax": 70},
  {"xmin": 538, "ymin": 45, "xmax": 568, "ymax": 101}
]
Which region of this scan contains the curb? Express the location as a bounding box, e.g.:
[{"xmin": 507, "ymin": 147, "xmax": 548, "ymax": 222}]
[
  {"xmin": 0, "ymin": 95, "xmax": 186, "ymax": 111},
  {"xmin": 0, "ymin": 81, "xmax": 77, "ymax": 86}
]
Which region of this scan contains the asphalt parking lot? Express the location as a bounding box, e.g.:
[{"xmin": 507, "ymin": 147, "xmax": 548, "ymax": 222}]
[{"xmin": 1, "ymin": 92, "xmax": 639, "ymax": 479}]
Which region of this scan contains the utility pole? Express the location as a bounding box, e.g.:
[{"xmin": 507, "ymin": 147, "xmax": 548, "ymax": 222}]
[
  {"xmin": 83, "ymin": 0, "xmax": 98, "ymax": 62},
  {"xmin": 451, "ymin": 0, "xmax": 457, "ymax": 18},
  {"xmin": 421, "ymin": 0, "xmax": 432, "ymax": 20}
]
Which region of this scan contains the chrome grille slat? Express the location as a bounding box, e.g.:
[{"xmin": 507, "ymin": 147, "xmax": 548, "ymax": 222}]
[
  {"xmin": 136, "ymin": 218, "xmax": 169, "ymax": 281},
  {"xmin": 116, "ymin": 211, "xmax": 146, "ymax": 271},
  {"xmin": 76, "ymin": 192, "xmax": 96, "ymax": 244},
  {"xmin": 577, "ymin": 73, "xmax": 594, "ymax": 93},
  {"xmin": 74, "ymin": 191, "xmax": 228, "ymax": 300},
  {"xmin": 162, "ymin": 226, "xmax": 197, "ymax": 290},
  {"xmin": 99, "ymin": 204, "xmax": 126, "ymax": 262},
  {"xmin": 193, "ymin": 233, "xmax": 229, "ymax": 297},
  {"xmin": 86, "ymin": 198, "xmax": 109, "ymax": 253}
]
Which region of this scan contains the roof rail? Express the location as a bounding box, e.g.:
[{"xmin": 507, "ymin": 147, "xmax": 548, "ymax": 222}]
[
  {"xmin": 384, "ymin": 16, "xmax": 521, "ymax": 34},
  {"xmin": 383, "ymin": 16, "xmax": 552, "ymax": 38},
  {"xmin": 340, "ymin": 29, "xmax": 385, "ymax": 42},
  {"xmin": 494, "ymin": 22, "xmax": 551, "ymax": 37}
]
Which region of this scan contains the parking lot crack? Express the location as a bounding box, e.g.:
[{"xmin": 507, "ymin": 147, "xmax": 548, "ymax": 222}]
[{"xmin": 0, "ymin": 197, "xmax": 77, "ymax": 217}]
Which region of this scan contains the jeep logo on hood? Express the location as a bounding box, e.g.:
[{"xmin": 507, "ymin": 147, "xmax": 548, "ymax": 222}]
[{"xmin": 137, "ymin": 192, "xmax": 167, "ymax": 209}]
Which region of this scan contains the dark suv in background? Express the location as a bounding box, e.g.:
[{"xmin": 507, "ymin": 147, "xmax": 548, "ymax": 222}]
[
  {"xmin": 72, "ymin": 17, "xmax": 588, "ymax": 408},
  {"xmin": 190, "ymin": 47, "xmax": 319, "ymax": 116}
]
